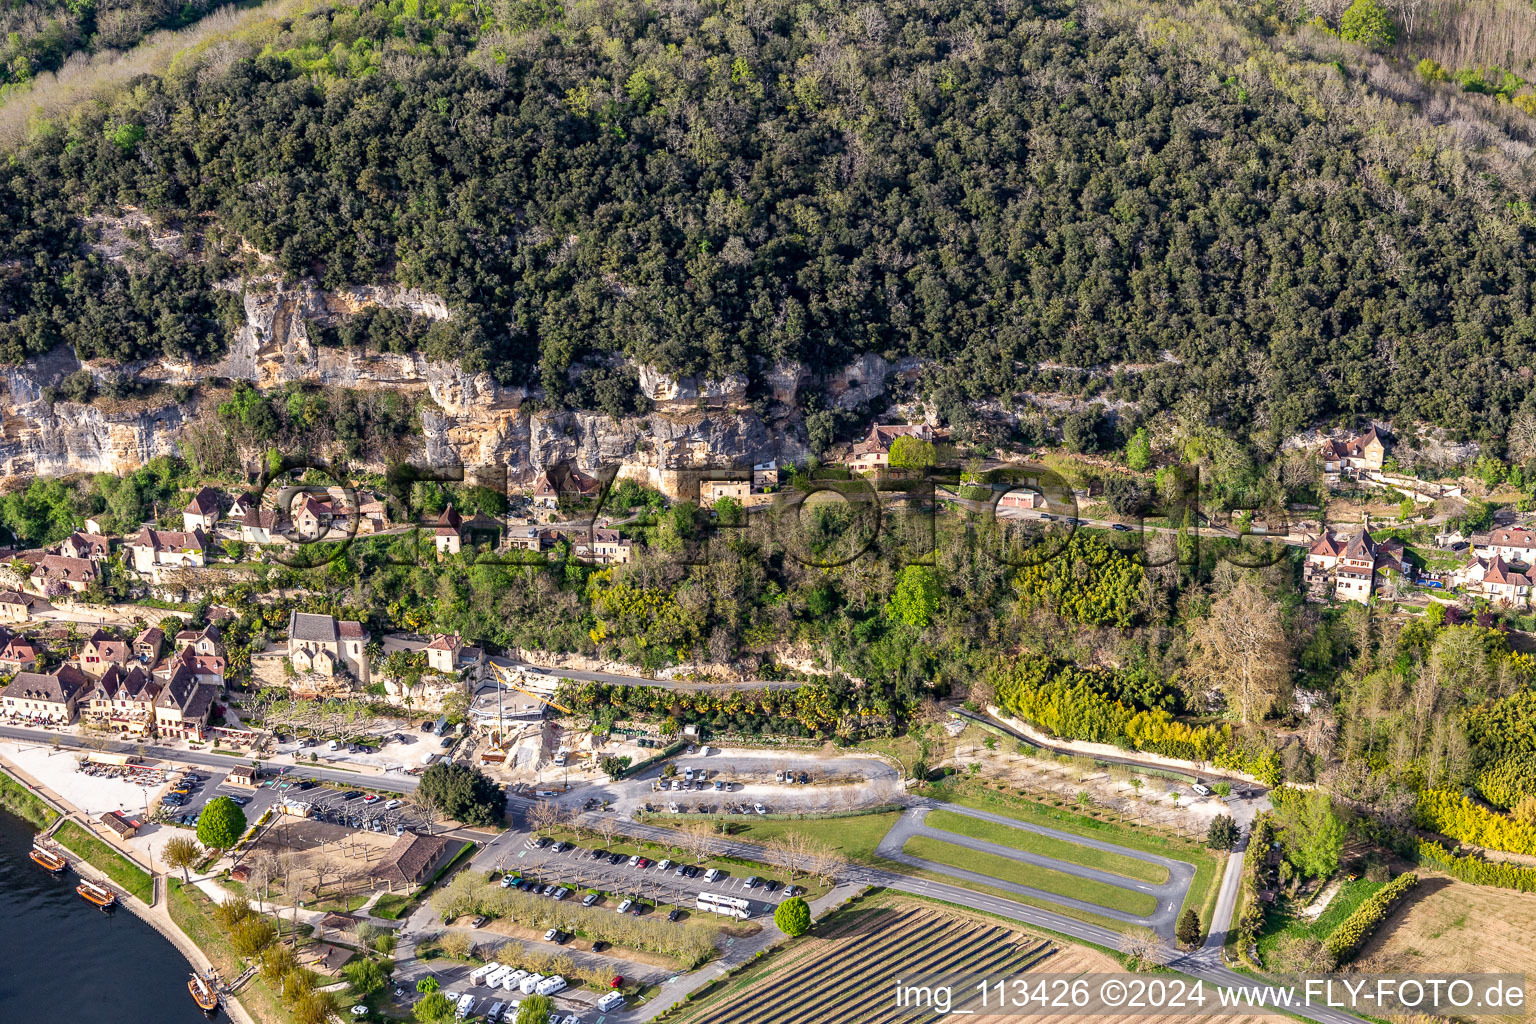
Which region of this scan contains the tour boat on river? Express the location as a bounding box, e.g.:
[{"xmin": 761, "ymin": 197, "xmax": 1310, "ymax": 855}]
[
  {"xmin": 75, "ymin": 880, "xmax": 116, "ymax": 908},
  {"xmin": 188, "ymin": 971, "xmax": 220, "ymax": 1014},
  {"xmin": 28, "ymin": 845, "xmax": 66, "ymax": 873}
]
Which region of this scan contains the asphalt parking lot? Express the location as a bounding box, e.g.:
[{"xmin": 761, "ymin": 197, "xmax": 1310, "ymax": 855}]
[
  {"xmin": 264, "ymin": 778, "xmax": 432, "ymax": 837},
  {"xmin": 491, "ymin": 833, "xmax": 803, "ymax": 920}
]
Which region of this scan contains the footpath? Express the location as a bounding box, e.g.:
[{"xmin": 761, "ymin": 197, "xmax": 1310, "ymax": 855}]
[{"xmin": 2, "ymin": 749, "xmax": 259, "ymax": 1024}]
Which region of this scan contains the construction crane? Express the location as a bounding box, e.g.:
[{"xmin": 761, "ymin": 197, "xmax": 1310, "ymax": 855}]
[{"xmin": 489, "ymin": 661, "xmax": 574, "ymax": 718}]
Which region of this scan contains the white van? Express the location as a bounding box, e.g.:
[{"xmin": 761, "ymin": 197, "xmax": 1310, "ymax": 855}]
[
  {"xmin": 1191, "ymin": 782, "xmax": 1212, "ymax": 796},
  {"xmin": 328, "ymin": 740, "xmax": 340, "ymax": 751},
  {"xmin": 486, "ymin": 1002, "xmax": 505, "ymax": 1023},
  {"xmin": 597, "ymin": 992, "xmax": 626, "ymax": 1012},
  {"xmin": 518, "ymin": 974, "xmax": 544, "ymax": 994},
  {"xmin": 534, "ymin": 976, "xmax": 568, "ymax": 996},
  {"xmin": 704, "ymin": 868, "xmax": 721, "ymax": 882}
]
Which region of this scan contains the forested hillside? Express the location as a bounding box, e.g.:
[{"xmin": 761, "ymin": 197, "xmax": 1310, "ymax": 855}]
[
  {"xmin": 2, "ymin": 0, "xmax": 1536, "ymax": 444},
  {"xmin": 0, "ymin": 0, "xmax": 245, "ymax": 86}
]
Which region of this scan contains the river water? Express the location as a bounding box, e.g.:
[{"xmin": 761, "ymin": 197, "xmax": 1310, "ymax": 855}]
[{"xmin": 0, "ymin": 807, "xmax": 217, "ymax": 1023}]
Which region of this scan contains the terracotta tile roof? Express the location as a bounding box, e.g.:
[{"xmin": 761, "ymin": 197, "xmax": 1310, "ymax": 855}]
[{"xmin": 370, "ymin": 831, "xmax": 455, "ymax": 888}]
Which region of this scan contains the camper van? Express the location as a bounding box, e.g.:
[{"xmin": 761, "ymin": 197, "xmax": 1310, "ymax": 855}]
[
  {"xmin": 534, "ymin": 976, "xmax": 568, "ymax": 997},
  {"xmin": 597, "ymin": 992, "xmax": 626, "ymax": 1012},
  {"xmin": 500, "ymin": 970, "xmax": 529, "ymax": 991},
  {"xmin": 518, "ymin": 974, "xmax": 544, "ymax": 995}
]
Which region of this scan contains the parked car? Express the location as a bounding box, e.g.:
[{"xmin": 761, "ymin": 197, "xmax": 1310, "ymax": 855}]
[
  {"xmin": 666, "ymin": 908, "xmax": 682, "ymax": 922},
  {"xmin": 362, "ymin": 794, "xmax": 380, "ymax": 804},
  {"xmin": 471, "ymin": 915, "xmax": 489, "ymax": 928},
  {"xmin": 608, "ymin": 852, "xmax": 626, "ymax": 865},
  {"xmin": 501, "ymin": 875, "xmax": 521, "ymax": 889},
  {"xmin": 704, "ymin": 868, "xmax": 722, "ymax": 882},
  {"xmin": 1191, "ymin": 782, "xmax": 1212, "ymax": 796},
  {"xmin": 616, "ymin": 899, "xmax": 634, "ymax": 914},
  {"xmin": 385, "ymin": 798, "xmax": 401, "ymax": 809},
  {"xmin": 784, "ymin": 885, "xmax": 804, "ymax": 897},
  {"xmin": 753, "ymin": 803, "xmax": 767, "ymax": 815},
  {"xmin": 656, "ymin": 859, "xmax": 673, "ymax": 871},
  {"xmin": 744, "ymin": 876, "xmax": 759, "ymax": 888},
  {"xmin": 582, "ymin": 893, "xmax": 600, "ymax": 907}
]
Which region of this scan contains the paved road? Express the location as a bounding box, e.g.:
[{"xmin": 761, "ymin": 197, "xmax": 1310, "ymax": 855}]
[
  {"xmin": 513, "ymin": 661, "xmax": 801, "ymax": 692},
  {"xmin": 532, "ymin": 802, "xmax": 1368, "ymax": 1024},
  {"xmin": 877, "ymin": 804, "xmax": 1190, "ymax": 936},
  {"xmin": 1204, "ymin": 829, "xmax": 1250, "ymax": 950},
  {"xmin": 954, "ymin": 708, "xmax": 1271, "ymax": 797}
]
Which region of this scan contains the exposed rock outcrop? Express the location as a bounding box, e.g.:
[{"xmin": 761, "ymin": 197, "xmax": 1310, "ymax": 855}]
[{"xmin": 0, "ymin": 276, "xmax": 815, "ymax": 494}]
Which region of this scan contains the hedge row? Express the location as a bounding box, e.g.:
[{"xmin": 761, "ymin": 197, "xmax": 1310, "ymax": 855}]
[
  {"xmin": 1415, "ymin": 840, "xmax": 1536, "ymax": 892},
  {"xmin": 1321, "ymin": 872, "xmax": 1418, "ymax": 966}
]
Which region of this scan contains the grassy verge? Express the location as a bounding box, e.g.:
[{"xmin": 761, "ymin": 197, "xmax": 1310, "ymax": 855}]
[
  {"xmin": 645, "ymin": 811, "xmax": 901, "ymax": 862},
  {"xmin": 537, "ymin": 827, "xmax": 833, "ymax": 901},
  {"xmin": 924, "ymin": 808, "xmax": 1169, "ymax": 884},
  {"xmin": 902, "ymin": 835, "xmax": 1158, "ymax": 916},
  {"xmin": 167, "ymin": 880, "xmax": 297, "ymax": 1024},
  {"xmin": 0, "ymin": 766, "xmax": 59, "ymax": 830},
  {"xmin": 54, "ymin": 820, "xmax": 154, "ymax": 903},
  {"xmin": 370, "ymin": 892, "xmax": 413, "ymax": 920}
]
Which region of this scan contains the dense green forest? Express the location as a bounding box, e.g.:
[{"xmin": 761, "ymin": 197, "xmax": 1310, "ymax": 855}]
[{"xmin": 1, "ymin": 0, "xmax": 1536, "ymax": 444}]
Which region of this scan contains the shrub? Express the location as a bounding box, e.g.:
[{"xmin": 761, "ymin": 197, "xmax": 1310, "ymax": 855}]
[
  {"xmin": 1176, "ymin": 908, "xmax": 1201, "ymax": 948},
  {"xmin": 197, "ymin": 796, "xmax": 247, "ymax": 850},
  {"xmin": 1416, "ymin": 840, "xmax": 1536, "ymax": 891},
  {"xmin": 1207, "ymin": 814, "xmax": 1240, "ymax": 850},
  {"xmin": 1320, "ymin": 873, "xmax": 1418, "ymax": 966},
  {"xmin": 774, "ymin": 896, "xmax": 811, "ymax": 937}
]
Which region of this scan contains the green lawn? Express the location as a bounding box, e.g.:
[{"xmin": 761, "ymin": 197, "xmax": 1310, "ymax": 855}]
[
  {"xmin": 902, "ymin": 835, "xmax": 1159, "ymax": 917},
  {"xmin": 924, "ymin": 809, "xmax": 1170, "ymax": 884},
  {"xmin": 370, "ymin": 893, "xmax": 414, "ymax": 920},
  {"xmin": 0, "ymin": 767, "xmax": 59, "ymax": 830},
  {"xmin": 54, "ymin": 820, "xmax": 153, "ymax": 903},
  {"xmin": 166, "ymin": 880, "xmax": 299, "ymax": 1024},
  {"xmin": 1253, "ymin": 878, "xmax": 1386, "ymax": 966},
  {"xmin": 650, "ymin": 810, "xmax": 902, "ymax": 862},
  {"xmin": 920, "ymin": 781, "xmax": 1225, "ymax": 930}
]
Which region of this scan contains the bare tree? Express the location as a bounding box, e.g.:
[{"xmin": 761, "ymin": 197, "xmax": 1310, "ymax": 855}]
[
  {"xmin": 278, "ymin": 855, "xmax": 305, "ymax": 944},
  {"xmin": 595, "ymin": 816, "xmax": 622, "ymax": 850},
  {"xmin": 529, "ymin": 800, "xmax": 563, "ymax": 837},
  {"xmin": 1118, "ymin": 926, "xmax": 1166, "ymax": 970},
  {"xmin": 248, "ymin": 851, "xmax": 276, "ymax": 915},
  {"xmin": 803, "ymin": 841, "xmax": 848, "ymax": 886},
  {"xmin": 1187, "ymin": 580, "xmax": 1291, "ymax": 726}
]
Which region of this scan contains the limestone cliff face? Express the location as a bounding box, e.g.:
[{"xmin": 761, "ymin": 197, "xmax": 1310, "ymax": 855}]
[
  {"xmin": 1, "ymin": 276, "xmax": 816, "ymax": 493},
  {"xmin": 0, "ymin": 349, "xmax": 186, "ymax": 478}
]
